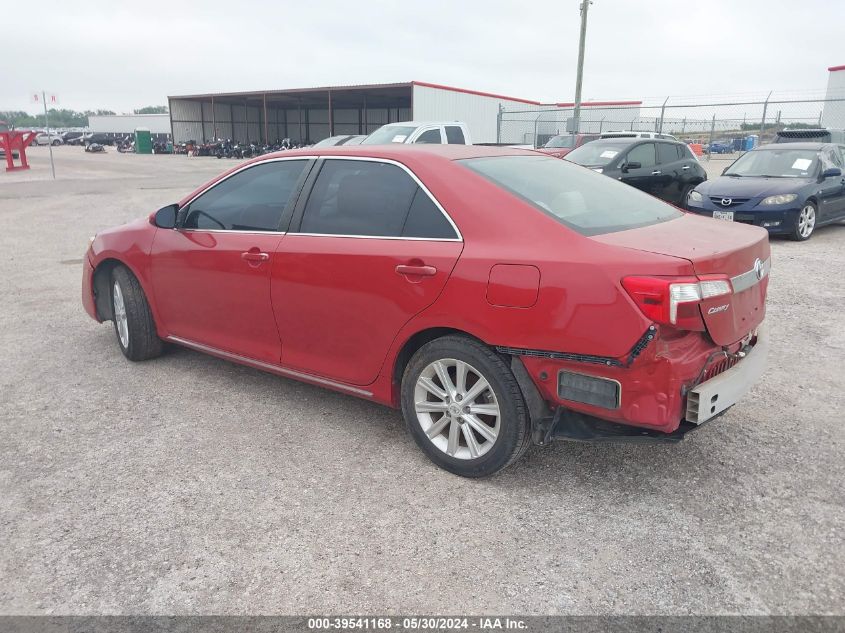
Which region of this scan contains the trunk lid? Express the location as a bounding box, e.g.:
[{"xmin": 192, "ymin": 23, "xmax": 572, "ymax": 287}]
[{"xmin": 593, "ymin": 213, "xmax": 770, "ymax": 345}]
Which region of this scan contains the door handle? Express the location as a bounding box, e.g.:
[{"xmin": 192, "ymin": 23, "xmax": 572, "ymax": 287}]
[
  {"xmin": 241, "ymin": 251, "xmax": 270, "ymax": 262},
  {"xmin": 395, "ymin": 264, "xmax": 437, "ymax": 277},
  {"xmin": 651, "ymin": 170, "xmax": 662, "ymax": 175},
  {"xmin": 682, "ymin": 165, "xmax": 690, "ymax": 170}
]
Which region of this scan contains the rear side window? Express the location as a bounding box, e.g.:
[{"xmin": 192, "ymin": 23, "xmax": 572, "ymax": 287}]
[
  {"xmin": 445, "ymin": 126, "xmax": 466, "ymax": 144},
  {"xmin": 626, "ymin": 143, "xmax": 656, "ymax": 168},
  {"xmin": 299, "ymin": 159, "xmax": 457, "ymax": 239},
  {"xmin": 402, "ymin": 190, "xmax": 457, "ymax": 238},
  {"xmin": 183, "ymin": 160, "xmax": 308, "ymax": 231},
  {"xmin": 415, "ymin": 128, "xmax": 443, "ymax": 144},
  {"xmin": 657, "ymin": 143, "xmax": 681, "ymax": 164},
  {"xmin": 462, "ymin": 155, "xmax": 682, "ymax": 236}
]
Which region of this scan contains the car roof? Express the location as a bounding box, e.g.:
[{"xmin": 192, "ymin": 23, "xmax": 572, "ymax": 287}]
[
  {"xmin": 584, "ymin": 137, "xmax": 680, "ymax": 147},
  {"xmin": 255, "ymin": 144, "xmax": 532, "ymax": 162},
  {"xmin": 755, "ymin": 142, "xmax": 828, "ymax": 151},
  {"xmin": 377, "ymin": 121, "xmax": 467, "ymax": 127}
]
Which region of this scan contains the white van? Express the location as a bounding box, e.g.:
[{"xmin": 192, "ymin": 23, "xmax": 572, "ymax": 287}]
[{"xmin": 361, "ymin": 121, "xmax": 472, "ymax": 145}]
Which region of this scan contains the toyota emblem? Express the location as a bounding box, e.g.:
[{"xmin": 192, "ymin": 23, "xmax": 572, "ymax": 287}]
[
  {"xmin": 721, "ymin": 198, "xmax": 733, "ymax": 207},
  {"xmin": 753, "ymin": 258, "xmax": 764, "ymax": 280}
]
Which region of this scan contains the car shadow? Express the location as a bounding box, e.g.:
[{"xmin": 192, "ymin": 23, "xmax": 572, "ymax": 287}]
[{"xmin": 155, "ymin": 343, "xmax": 756, "ymax": 497}]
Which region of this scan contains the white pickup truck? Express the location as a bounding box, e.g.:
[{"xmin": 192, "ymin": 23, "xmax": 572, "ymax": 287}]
[{"xmin": 361, "ymin": 121, "xmax": 471, "ymax": 145}]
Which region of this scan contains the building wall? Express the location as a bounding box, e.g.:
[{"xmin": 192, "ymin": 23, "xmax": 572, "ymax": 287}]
[
  {"xmin": 169, "ymin": 97, "xmax": 411, "ymax": 144},
  {"xmin": 89, "ymin": 114, "xmax": 171, "ymax": 135},
  {"xmin": 822, "ymin": 66, "xmax": 845, "ymax": 129},
  {"xmin": 412, "ymin": 84, "xmax": 540, "ymax": 144}
]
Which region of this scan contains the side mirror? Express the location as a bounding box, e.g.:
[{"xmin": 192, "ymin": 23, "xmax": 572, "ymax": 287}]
[
  {"xmin": 622, "ymin": 161, "xmax": 641, "ymax": 172},
  {"xmin": 153, "ymin": 204, "xmax": 178, "ymax": 229},
  {"xmin": 821, "ymin": 167, "xmax": 842, "ymax": 179}
]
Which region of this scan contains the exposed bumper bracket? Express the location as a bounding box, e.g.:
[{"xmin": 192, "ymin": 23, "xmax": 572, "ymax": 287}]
[{"xmin": 534, "ymin": 408, "xmax": 707, "ymax": 445}]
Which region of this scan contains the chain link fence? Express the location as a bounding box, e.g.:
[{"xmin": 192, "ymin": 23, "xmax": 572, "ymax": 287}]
[{"xmin": 497, "ymin": 89, "xmax": 845, "ymax": 161}]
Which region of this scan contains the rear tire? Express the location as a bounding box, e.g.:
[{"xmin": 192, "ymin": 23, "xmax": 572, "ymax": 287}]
[
  {"xmin": 401, "ymin": 335, "xmax": 531, "ymax": 478},
  {"xmin": 110, "ymin": 266, "xmax": 163, "ymax": 361},
  {"xmin": 790, "ymin": 201, "xmax": 816, "ymax": 241}
]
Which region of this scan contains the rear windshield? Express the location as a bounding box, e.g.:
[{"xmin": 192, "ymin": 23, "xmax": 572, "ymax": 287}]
[
  {"xmin": 361, "ymin": 126, "xmax": 416, "ymax": 145},
  {"xmin": 565, "ymin": 142, "xmax": 630, "ymax": 166},
  {"xmin": 544, "ymin": 135, "xmax": 576, "ymax": 149},
  {"xmin": 461, "ymin": 155, "xmax": 682, "ymax": 236}
]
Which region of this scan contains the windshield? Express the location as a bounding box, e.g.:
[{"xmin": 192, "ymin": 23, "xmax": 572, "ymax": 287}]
[
  {"xmin": 725, "ymin": 148, "xmax": 819, "ymax": 178},
  {"xmin": 461, "ymin": 155, "xmax": 682, "ymax": 236},
  {"xmin": 361, "ymin": 125, "xmax": 416, "ymax": 145},
  {"xmin": 544, "ymin": 135, "xmax": 575, "ymax": 149},
  {"xmin": 565, "ymin": 142, "xmax": 630, "ymax": 167}
]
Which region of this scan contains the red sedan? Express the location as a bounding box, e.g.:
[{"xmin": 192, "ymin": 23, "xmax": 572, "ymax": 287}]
[{"xmin": 83, "ymin": 145, "xmax": 769, "ymax": 477}]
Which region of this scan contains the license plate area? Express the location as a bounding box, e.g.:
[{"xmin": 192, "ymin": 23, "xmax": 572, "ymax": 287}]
[{"xmin": 713, "ymin": 210, "xmax": 734, "ymax": 221}]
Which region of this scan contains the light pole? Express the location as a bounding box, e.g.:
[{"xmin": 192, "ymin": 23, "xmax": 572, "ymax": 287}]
[{"xmin": 571, "ymin": 0, "xmax": 592, "ymax": 134}]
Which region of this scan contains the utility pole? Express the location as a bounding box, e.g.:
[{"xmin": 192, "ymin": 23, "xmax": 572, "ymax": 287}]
[
  {"xmin": 571, "ymin": 0, "xmax": 591, "ymax": 133},
  {"xmin": 42, "ymin": 91, "xmax": 56, "ymax": 179}
]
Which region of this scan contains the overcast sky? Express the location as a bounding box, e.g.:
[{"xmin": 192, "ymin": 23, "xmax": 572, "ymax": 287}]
[{"xmin": 2, "ymin": 0, "xmax": 842, "ymax": 113}]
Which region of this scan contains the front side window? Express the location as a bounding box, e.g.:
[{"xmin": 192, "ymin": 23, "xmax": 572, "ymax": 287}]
[
  {"xmin": 625, "ymin": 143, "xmax": 656, "ymax": 168},
  {"xmin": 462, "ymin": 155, "xmax": 682, "ymax": 236},
  {"xmin": 183, "ymin": 160, "xmax": 307, "ymax": 231},
  {"xmin": 445, "ymin": 126, "xmax": 466, "ymax": 144},
  {"xmin": 299, "ymin": 159, "xmax": 457, "ymax": 239},
  {"xmin": 415, "ymin": 128, "xmax": 443, "ymax": 144}
]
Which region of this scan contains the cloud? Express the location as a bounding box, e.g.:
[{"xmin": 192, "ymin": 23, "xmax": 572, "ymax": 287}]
[{"xmin": 1, "ymin": 0, "xmax": 841, "ymax": 112}]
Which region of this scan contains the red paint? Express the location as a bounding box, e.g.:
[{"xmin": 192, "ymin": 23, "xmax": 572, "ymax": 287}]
[
  {"xmin": 828, "ymin": 65, "xmax": 845, "ymax": 72},
  {"xmin": 84, "ymin": 144, "xmax": 769, "ymax": 434},
  {"xmin": 270, "ymin": 236, "xmax": 462, "ymax": 385},
  {"xmin": 0, "ymin": 130, "xmax": 37, "ymax": 171},
  {"xmin": 551, "ymin": 100, "xmax": 643, "ymax": 108},
  {"xmin": 411, "ymin": 81, "xmax": 542, "ymax": 106},
  {"xmin": 486, "ymin": 264, "xmax": 540, "ymax": 308}
]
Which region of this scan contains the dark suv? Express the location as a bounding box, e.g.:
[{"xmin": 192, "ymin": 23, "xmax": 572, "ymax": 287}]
[
  {"xmin": 565, "ymin": 137, "xmax": 707, "ymax": 207},
  {"xmin": 774, "ymin": 128, "xmax": 845, "ymax": 144}
]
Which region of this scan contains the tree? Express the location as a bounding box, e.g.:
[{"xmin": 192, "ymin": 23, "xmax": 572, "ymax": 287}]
[{"xmin": 134, "ymin": 106, "xmax": 168, "ymax": 114}]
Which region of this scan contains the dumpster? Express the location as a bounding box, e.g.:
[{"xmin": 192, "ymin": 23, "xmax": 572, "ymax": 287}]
[{"xmin": 134, "ymin": 128, "xmax": 152, "ymax": 154}]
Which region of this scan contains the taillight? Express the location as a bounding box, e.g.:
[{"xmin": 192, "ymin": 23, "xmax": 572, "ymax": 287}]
[{"xmin": 621, "ymin": 275, "xmax": 732, "ymax": 330}]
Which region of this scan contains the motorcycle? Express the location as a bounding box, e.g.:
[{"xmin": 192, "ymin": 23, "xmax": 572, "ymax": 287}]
[
  {"xmin": 85, "ymin": 143, "xmax": 106, "ymax": 153},
  {"xmin": 116, "ymin": 137, "xmax": 134, "ymax": 153}
]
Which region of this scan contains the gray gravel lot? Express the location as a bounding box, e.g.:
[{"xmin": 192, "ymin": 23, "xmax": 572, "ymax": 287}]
[{"xmin": 1, "ymin": 146, "xmax": 843, "ymax": 615}]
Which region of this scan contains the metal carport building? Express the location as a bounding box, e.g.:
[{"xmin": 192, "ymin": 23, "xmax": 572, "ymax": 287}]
[{"xmin": 167, "ymin": 81, "xmax": 541, "ymax": 145}]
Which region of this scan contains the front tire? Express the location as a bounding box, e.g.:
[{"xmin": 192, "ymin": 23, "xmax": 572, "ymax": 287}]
[
  {"xmin": 110, "ymin": 266, "xmax": 163, "ymax": 361},
  {"xmin": 401, "ymin": 335, "xmax": 530, "ymax": 478},
  {"xmin": 791, "ymin": 201, "xmax": 816, "ymax": 241}
]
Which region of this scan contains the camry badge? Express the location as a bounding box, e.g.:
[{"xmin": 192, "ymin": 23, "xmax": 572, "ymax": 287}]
[
  {"xmin": 753, "ymin": 258, "xmax": 764, "ymax": 280},
  {"xmin": 720, "ymin": 198, "xmax": 733, "ymax": 206}
]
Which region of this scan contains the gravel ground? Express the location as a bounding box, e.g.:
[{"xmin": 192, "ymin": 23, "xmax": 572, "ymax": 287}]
[{"xmin": 1, "ymin": 146, "xmax": 843, "ymax": 615}]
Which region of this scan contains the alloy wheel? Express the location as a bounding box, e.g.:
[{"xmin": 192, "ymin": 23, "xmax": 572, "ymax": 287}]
[
  {"xmin": 798, "ymin": 204, "xmax": 816, "ymax": 239},
  {"xmin": 413, "ymin": 358, "xmax": 501, "ymax": 460},
  {"xmin": 113, "ymin": 281, "xmax": 129, "ymax": 348}
]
